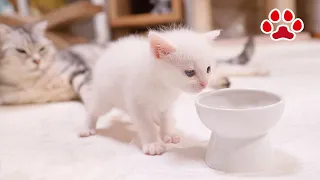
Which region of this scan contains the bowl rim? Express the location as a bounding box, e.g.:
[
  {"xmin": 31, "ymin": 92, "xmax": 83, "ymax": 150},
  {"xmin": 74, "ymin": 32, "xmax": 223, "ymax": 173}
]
[{"xmin": 195, "ymin": 88, "xmax": 284, "ymax": 111}]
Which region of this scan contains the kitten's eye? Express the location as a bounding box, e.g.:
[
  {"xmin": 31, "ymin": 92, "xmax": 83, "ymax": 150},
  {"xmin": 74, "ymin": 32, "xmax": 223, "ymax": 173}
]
[
  {"xmin": 16, "ymin": 48, "xmax": 26, "ymax": 54},
  {"xmin": 185, "ymin": 70, "xmax": 195, "ymax": 77},
  {"xmin": 207, "ymin": 66, "xmax": 211, "ymax": 73},
  {"xmin": 39, "ymin": 47, "xmax": 45, "ymax": 52}
]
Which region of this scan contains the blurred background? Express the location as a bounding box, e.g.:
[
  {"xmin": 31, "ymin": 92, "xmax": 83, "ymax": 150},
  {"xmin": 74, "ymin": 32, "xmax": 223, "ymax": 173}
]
[{"xmin": 0, "ymin": 0, "xmax": 317, "ymax": 49}]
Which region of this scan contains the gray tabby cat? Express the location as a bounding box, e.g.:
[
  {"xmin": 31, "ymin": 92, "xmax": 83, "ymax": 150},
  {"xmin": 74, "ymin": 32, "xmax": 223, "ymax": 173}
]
[
  {"xmin": 208, "ymin": 36, "xmax": 258, "ymax": 89},
  {"xmin": 214, "ymin": 36, "xmax": 269, "ymax": 78},
  {"xmin": 0, "ymin": 21, "xmax": 104, "ymax": 107},
  {"xmin": 217, "ymin": 36, "xmax": 254, "ymax": 65}
]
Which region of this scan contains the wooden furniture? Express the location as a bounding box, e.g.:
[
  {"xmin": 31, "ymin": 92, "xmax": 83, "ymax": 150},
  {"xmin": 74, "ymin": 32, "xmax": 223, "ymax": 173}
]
[
  {"xmin": 186, "ymin": 0, "xmax": 299, "ymax": 34},
  {"xmin": 303, "ymin": 0, "xmax": 320, "ymax": 38},
  {"xmin": 264, "ymin": 0, "xmax": 296, "ymax": 14},
  {"xmin": 188, "ymin": 0, "xmax": 213, "ymax": 32},
  {"xmin": 264, "ymin": 0, "xmax": 297, "ymax": 24},
  {"xmin": 106, "ymin": 0, "xmax": 183, "ymax": 39},
  {"xmin": 0, "ymin": 1, "xmax": 103, "ymax": 49}
]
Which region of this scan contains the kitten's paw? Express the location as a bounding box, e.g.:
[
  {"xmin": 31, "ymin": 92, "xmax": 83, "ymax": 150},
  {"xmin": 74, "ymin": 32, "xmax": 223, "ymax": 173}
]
[
  {"xmin": 218, "ymin": 77, "xmax": 231, "ymax": 88},
  {"xmin": 209, "ymin": 77, "xmax": 231, "ymax": 89},
  {"xmin": 162, "ymin": 134, "xmax": 180, "ymax": 144},
  {"xmin": 142, "ymin": 142, "xmax": 166, "ymax": 155},
  {"xmin": 79, "ymin": 129, "xmax": 96, "ymax": 138}
]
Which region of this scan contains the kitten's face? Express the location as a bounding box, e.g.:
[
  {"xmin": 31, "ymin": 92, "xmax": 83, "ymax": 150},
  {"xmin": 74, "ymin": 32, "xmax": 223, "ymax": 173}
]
[
  {"xmin": 164, "ymin": 51, "xmax": 213, "ymax": 93},
  {"xmin": 149, "ymin": 30, "xmax": 220, "ymax": 93},
  {"xmin": 0, "ymin": 21, "xmax": 56, "ymax": 70}
]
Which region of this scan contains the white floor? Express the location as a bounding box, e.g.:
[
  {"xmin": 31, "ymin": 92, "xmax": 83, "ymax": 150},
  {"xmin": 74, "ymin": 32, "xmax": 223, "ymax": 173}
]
[{"xmin": 1, "ymin": 40, "xmax": 320, "ymax": 180}]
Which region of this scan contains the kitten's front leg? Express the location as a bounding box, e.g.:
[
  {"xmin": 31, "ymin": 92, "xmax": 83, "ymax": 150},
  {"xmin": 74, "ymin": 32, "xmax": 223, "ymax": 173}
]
[
  {"xmin": 160, "ymin": 110, "xmax": 180, "ymax": 144},
  {"xmin": 131, "ymin": 109, "xmax": 166, "ymax": 155}
]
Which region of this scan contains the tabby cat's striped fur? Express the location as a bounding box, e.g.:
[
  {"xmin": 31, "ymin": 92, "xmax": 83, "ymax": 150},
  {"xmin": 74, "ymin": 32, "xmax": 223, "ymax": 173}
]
[
  {"xmin": 214, "ymin": 36, "xmax": 269, "ymax": 78},
  {"xmin": 0, "ymin": 21, "xmax": 104, "ymax": 108},
  {"xmin": 217, "ymin": 36, "xmax": 254, "ymax": 65}
]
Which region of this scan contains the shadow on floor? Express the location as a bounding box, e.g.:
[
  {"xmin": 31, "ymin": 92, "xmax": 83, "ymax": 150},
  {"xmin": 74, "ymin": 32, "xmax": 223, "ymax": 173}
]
[
  {"xmin": 237, "ymin": 149, "xmax": 301, "ymax": 177},
  {"xmin": 94, "ymin": 120, "xmax": 300, "ymax": 177},
  {"xmin": 96, "ymin": 120, "xmax": 136, "ymax": 144},
  {"xmin": 170, "ymin": 145, "xmax": 206, "ymax": 161},
  {"xmin": 172, "ymin": 138, "xmax": 301, "ymax": 177}
]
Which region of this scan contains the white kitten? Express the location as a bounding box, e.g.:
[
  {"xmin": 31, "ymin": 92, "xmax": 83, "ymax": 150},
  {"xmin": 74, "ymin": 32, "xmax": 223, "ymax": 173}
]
[{"xmin": 79, "ymin": 28, "xmax": 221, "ymax": 155}]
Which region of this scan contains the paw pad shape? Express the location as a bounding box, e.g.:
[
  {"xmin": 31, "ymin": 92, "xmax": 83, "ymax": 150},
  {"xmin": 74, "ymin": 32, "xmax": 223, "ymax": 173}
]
[{"xmin": 260, "ymin": 8, "xmax": 304, "ymax": 41}]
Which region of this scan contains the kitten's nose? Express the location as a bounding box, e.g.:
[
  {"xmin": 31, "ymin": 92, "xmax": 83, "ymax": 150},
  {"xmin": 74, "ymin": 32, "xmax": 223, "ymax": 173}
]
[
  {"xmin": 200, "ymin": 81, "xmax": 207, "ymax": 88},
  {"xmin": 33, "ymin": 59, "xmax": 40, "ymax": 65}
]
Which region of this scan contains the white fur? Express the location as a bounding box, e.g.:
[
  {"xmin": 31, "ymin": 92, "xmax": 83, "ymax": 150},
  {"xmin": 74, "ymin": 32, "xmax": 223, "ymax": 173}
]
[{"xmin": 79, "ymin": 28, "xmax": 221, "ymax": 155}]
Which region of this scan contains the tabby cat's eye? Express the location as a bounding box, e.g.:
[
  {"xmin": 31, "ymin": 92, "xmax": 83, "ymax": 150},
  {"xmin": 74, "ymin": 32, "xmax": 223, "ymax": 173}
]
[
  {"xmin": 207, "ymin": 66, "xmax": 211, "ymax": 73},
  {"xmin": 39, "ymin": 47, "xmax": 45, "ymax": 52},
  {"xmin": 16, "ymin": 48, "xmax": 26, "ymax": 54},
  {"xmin": 185, "ymin": 70, "xmax": 195, "ymax": 77}
]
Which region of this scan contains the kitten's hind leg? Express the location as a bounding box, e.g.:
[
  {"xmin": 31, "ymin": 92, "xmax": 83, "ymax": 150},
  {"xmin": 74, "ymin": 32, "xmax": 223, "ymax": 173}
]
[
  {"xmin": 79, "ymin": 111, "xmax": 100, "ymax": 137},
  {"xmin": 79, "ymin": 99, "xmax": 111, "ymax": 138},
  {"xmin": 77, "ymin": 84, "xmax": 99, "ymax": 137}
]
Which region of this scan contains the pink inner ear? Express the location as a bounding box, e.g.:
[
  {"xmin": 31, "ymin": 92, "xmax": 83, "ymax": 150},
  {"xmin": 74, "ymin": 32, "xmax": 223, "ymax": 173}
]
[
  {"xmin": 148, "ymin": 32, "xmax": 175, "ymax": 58},
  {"xmin": 204, "ymin": 30, "xmax": 221, "ymax": 40}
]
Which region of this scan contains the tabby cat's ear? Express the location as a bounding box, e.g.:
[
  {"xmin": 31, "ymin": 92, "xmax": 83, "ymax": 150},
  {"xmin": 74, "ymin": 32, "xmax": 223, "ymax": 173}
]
[
  {"xmin": 204, "ymin": 30, "xmax": 222, "ymax": 40},
  {"xmin": 148, "ymin": 31, "xmax": 176, "ymax": 59},
  {"xmin": 32, "ymin": 21, "xmax": 48, "ymax": 35},
  {"xmin": 0, "ymin": 24, "xmax": 12, "ymax": 41}
]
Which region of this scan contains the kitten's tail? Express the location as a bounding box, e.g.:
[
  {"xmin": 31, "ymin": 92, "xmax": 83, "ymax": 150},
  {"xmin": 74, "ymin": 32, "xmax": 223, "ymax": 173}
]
[{"xmin": 217, "ymin": 36, "xmax": 255, "ymax": 65}]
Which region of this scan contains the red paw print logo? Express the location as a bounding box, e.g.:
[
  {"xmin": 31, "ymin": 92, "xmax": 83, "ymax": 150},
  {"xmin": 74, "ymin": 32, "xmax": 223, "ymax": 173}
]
[{"xmin": 260, "ymin": 8, "xmax": 304, "ymax": 41}]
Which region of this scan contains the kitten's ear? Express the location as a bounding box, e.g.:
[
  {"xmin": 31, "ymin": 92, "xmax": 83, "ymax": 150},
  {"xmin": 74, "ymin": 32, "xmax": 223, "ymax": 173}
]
[
  {"xmin": 32, "ymin": 21, "xmax": 48, "ymax": 35},
  {"xmin": 148, "ymin": 31, "xmax": 176, "ymax": 59},
  {"xmin": 204, "ymin": 30, "xmax": 221, "ymax": 40},
  {"xmin": 0, "ymin": 24, "xmax": 12, "ymax": 41}
]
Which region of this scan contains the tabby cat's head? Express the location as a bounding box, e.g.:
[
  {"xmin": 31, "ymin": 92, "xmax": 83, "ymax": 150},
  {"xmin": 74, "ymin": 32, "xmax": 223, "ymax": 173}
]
[{"xmin": 0, "ymin": 21, "xmax": 56, "ymax": 69}]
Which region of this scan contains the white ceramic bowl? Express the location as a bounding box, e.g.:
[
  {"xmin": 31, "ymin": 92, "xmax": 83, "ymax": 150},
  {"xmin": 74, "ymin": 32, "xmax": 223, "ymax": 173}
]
[{"xmin": 195, "ymin": 88, "xmax": 285, "ymax": 173}]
